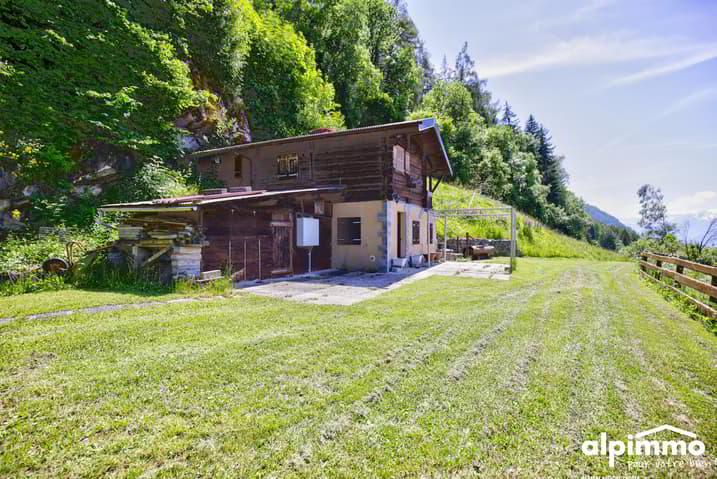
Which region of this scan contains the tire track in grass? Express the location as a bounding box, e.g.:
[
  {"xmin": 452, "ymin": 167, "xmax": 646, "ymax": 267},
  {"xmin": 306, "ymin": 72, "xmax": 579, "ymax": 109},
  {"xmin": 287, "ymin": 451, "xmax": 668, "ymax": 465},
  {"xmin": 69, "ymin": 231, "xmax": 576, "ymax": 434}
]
[
  {"xmin": 439, "ymin": 267, "xmax": 583, "ymax": 478},
  {"xmin": 276, "ymin": 284, "xmax": 548, "ymax": 474},
  {"xmin": 323, "ymin": 266, "xmax": 576, "ymax": 478},
  {"xmin": 445, "ymin": 267, "xmax": 578, "ymax": 387},
  {"xmin": 222, "ymin": 273, "xmax": 563, "ymax": 475},
  {"xmin": 470, "ymin": 267, "xmax": 591, "ymax": 477},
  {"xmin": 626, "ymin": 274, "xmax": 717, "ymax": 379},
  {"xmin": 618, "ymin": 272, "xmax": 717, "ymax": 417},
  {"xmin": 599, "ymin": 266, "xmax": 715, "ymax": 477},
  {"xmin": 267, "ymin": 266, "xmax": 569, "ymax": 477},
  {"xmin": 556, "ymin": 264, "xmax": 651, "ymax": 477},
  {"xmin": 257, "ymin": 316, "xmax": 464, "ymax": 471}
]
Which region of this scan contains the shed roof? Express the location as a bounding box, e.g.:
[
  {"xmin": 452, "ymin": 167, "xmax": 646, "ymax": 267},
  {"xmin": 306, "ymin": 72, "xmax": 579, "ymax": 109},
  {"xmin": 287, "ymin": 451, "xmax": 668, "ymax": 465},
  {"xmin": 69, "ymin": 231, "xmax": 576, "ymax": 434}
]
[
  {"xmin": 186, "ymin": 118, "xmax": 452, "ymax": 176},
  {"xmin": 99, "ymin": 186, "xmax": 343, "ymax": 212}
]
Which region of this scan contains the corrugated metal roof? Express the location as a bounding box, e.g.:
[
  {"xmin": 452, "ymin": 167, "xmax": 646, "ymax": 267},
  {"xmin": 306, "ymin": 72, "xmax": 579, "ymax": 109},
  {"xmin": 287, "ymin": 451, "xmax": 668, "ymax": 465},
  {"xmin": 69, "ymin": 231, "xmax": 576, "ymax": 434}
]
[
  {"xmin": 186, "ymin": 119, "xmax": 424, "ymax": 158},
  {"xmin": 99, "ymin": 186, "xmax": 344, "ymax": 211}
]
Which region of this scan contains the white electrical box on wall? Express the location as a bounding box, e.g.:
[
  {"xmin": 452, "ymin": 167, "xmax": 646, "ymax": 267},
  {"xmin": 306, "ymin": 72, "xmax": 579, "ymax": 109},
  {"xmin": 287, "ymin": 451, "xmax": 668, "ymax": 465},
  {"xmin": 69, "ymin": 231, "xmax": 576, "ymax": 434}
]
[{"xmin": 296, "ymin": 217, "xmax": 319, "ymax": 247}]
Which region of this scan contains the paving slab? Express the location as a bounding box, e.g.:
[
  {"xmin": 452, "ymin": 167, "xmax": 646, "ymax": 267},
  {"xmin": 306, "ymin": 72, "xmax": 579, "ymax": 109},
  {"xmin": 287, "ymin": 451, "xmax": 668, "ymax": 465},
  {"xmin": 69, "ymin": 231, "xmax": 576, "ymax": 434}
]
[{"xmin": 237, "ymin": 262, "xmax": 509, "ymax": 305}]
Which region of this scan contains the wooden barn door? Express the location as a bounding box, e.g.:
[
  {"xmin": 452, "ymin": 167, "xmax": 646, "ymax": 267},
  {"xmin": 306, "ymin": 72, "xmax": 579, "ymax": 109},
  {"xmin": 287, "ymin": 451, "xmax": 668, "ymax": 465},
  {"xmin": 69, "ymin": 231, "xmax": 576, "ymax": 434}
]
[{"xmin": 271, "ymin": 212, "xmax": 292, "ymax": 275}]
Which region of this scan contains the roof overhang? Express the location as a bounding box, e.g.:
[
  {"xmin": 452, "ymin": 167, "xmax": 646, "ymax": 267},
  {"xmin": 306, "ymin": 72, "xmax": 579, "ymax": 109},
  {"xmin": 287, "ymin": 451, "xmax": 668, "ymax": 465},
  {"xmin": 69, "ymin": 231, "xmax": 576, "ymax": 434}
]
[
  {"xmin": 418, "ymin": 118, "xmax": 452, "ymax": 177},
  {"xmin": 98, "ymin": 206, "xmax": 197, "ymax": 213},
  {"xmin": 99, "ymin": 186, "xmax": 344, "ymax": 213},
  {"xmin": 185, "ymin": 118, "xmax": 453, "ymax": 178}
]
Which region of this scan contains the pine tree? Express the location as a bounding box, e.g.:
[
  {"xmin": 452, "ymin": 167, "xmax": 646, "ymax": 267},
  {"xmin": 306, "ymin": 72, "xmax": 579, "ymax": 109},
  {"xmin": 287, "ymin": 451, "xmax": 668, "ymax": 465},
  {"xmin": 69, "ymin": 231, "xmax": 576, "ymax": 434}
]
[
  {"xmin": 454, "ymin": 42, "xmax": 477, "ymax": 84},
  {"xmin": 528, "ymin": 124, "xmax": 567, "ymax": 206},
  {"xmin": 525, "ymin": 114, "xmax": 540, "ymax": 137},
  {"xmin": 415, "ymin": 38, "xmax": 435, "ymax": 95},
  {"xmin": 449, "ymin": 42, "xmax": 498, "ymax": 124},
  {"xmin": 501, "ymin": 101, "xmax": 519, "ymax": 131},
  {"xmin": 440, "ymin": 54, "xmax": 452, "ymax": 80}
]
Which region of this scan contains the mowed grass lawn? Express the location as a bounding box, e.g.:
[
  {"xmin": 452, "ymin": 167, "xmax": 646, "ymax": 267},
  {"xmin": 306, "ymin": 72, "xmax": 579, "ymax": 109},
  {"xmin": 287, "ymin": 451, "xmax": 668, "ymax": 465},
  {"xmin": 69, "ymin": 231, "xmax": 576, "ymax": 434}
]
[{"xmin": 1, "ymin": 258, "xmax": 715, "ymax": 478}]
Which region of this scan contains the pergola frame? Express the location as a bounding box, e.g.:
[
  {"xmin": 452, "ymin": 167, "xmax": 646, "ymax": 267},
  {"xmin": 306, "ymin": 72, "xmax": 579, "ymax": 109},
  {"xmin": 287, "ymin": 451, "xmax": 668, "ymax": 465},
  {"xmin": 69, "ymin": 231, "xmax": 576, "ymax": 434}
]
[{"xmin": 435, "ymin": 207, "xmax": 517, "ymax": 273}]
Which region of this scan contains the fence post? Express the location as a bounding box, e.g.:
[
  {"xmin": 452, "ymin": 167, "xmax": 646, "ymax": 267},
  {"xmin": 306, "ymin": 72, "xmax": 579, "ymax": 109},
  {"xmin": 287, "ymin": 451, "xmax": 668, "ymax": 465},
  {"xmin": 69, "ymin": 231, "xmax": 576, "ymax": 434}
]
[
  {"xmin": 712, "ymin": 275, "xmax": 717, "ymax": 305},
  {"xmin": 443, "ymin": 213, "xmax": 448, "ymax": 262},
  {"xmin": 640, "ymin": 252, "xmax": 647, "ymax": 272},
  {"xmin": 510, "ymin": 208, "xmax": 516, "ymax": 273},
  {"xmin": 655, "ymin": 258, "xmax": 662, "ymax": 280},
  {"xmin": 675, "ymin": 264, "xmax": 683, "ymax": 289}
]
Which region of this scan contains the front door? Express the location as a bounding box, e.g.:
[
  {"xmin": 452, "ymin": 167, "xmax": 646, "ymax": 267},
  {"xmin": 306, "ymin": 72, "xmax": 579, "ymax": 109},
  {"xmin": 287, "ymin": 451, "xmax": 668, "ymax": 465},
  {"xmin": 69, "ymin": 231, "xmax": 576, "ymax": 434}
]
[{"xmin": 271, "ymin": 221, "xmax": 292, "ymax": 274}]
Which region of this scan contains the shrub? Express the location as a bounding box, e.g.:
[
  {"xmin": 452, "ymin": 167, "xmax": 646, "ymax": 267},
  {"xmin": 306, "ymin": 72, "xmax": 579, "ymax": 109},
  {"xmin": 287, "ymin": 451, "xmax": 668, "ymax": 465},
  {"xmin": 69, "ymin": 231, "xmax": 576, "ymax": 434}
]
[
  {"xmin": 0, "ymin": 273, "xmax": 68, "ymax": 296},
  {"xmin": 72, "ymin": 248, "xmax": 169, "ymax": 293},
  {"xmin": 0, "ymin": 235, "xmax": 67, "ymax": 274}
]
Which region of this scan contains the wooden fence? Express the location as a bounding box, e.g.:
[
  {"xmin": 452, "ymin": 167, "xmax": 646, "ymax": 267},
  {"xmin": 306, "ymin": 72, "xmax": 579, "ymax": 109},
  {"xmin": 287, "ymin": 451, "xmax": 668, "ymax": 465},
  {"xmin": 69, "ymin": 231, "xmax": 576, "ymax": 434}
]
[{"xmin": 639, "ymin": 251, "xmax": 717, "ymax": 318}]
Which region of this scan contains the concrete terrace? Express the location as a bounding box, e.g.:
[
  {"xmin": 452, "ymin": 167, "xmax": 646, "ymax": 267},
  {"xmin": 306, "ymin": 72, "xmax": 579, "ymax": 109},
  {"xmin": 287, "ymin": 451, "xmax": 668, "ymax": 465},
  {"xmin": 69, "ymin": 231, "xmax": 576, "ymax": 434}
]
[{"xmin": 236, "ymin": 261, "xmax": 510, "ymax": 305}]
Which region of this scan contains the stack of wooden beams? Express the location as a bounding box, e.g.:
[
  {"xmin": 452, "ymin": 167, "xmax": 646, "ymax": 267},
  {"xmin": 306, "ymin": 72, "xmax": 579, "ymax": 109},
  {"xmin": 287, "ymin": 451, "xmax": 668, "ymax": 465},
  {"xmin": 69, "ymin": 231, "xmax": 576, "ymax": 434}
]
[
  {"xmin": 118, "ymin": 217, "xmax": 196, "ymax": 245},
  {"xmin": 171, "ymin": 245, "xmax": 202, "ymax": 278},
  {"xmin": 118, "ymin": 226, "xmax": 143, "ymax": 240}
]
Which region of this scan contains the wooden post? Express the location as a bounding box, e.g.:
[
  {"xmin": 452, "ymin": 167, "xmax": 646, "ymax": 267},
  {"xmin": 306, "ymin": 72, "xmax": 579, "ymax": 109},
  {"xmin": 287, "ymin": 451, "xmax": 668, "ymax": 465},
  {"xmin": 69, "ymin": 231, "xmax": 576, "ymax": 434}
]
[
  {"xmin": 510, "ymin": 208, "xmax": 516, "ymax": 274},
  {"xmin": 640, "ymin": 253, "xmax": 647, "ymax": 272},
  {"xmin": 712, "ymin": 275, "xmax": 717, "ymax": 305},
  {"xmin": 675, "ymin": 265, "xmax": 683, "ymax": 289},
  {"xmin": 443, "ymin": 213, "xmax": 448, "ymax": 262},
  {"xmin": 655, "ymin": 259, "xmax": 662, "ymax": 280}
]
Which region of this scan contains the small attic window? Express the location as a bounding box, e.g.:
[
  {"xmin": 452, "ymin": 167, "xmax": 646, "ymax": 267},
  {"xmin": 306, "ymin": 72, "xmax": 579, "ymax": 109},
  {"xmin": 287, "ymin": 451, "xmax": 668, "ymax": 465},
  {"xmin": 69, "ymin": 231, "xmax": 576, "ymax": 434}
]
[
  {"xmin": 393, "ymin": 144, "xmax": 411, "ymax": 174},
  {"xmin": 277, "ymin": 154, "xmax": 298, "ymax": 178}
]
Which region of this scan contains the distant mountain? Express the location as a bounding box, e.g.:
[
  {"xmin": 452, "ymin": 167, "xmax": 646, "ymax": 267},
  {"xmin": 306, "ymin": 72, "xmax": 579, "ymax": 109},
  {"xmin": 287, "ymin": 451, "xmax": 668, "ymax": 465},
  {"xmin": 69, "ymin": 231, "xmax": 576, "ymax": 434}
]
[{"xmin": 584, "ymin": 203, "xmax": 629, "ymax": 229}]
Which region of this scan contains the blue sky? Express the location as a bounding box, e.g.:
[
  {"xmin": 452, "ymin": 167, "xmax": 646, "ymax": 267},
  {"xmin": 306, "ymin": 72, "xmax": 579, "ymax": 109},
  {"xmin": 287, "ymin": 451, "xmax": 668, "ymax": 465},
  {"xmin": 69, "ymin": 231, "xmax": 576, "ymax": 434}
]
[{"xmin": 406, "ymin": 0, "xmax": 717, "ymax": 229}]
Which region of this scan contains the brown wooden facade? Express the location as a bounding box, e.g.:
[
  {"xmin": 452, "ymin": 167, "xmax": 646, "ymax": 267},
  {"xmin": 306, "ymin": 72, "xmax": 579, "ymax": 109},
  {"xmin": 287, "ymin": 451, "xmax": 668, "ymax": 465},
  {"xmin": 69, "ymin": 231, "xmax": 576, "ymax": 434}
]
[
  {"xmin": 200, "ymin": 193, "xmax": 335, "ymax": 280},
  {"xmin": 191, "ymin": 119, "xmax": 450, "ymax": 208},
  {"xmin": 101, "ymin": 119, "xmax": 451, "ymax": 281}
]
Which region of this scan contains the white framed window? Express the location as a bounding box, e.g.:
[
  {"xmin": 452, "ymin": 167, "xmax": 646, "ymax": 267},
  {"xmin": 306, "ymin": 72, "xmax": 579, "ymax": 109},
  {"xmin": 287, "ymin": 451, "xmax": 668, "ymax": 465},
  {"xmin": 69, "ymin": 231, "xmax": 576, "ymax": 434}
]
[{"xmin": 393, "ymin": 144, "xmax": 410, "ymax": 173}]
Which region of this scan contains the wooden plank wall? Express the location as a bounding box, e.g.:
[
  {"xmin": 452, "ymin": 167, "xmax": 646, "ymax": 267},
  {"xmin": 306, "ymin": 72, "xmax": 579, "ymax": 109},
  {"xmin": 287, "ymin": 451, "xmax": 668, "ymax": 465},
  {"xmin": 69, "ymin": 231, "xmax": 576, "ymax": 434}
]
[
  {"xmin": 201, "ymin": 199, "xmax": 335, "ymax": 280},
  {"xmin": 388, "ymin": 134, "xmax": 427, "ymax": 207},
  {"xmin": 201, "ymin": 206, "xmax": 276, "ymax": 280},
  {"xmin": 198, "ymin": 125, "xmax": 433, "ymax": 207},
  {"xmin": 252, "ymin": 144, "xmax": 389, "ymax": 202}
]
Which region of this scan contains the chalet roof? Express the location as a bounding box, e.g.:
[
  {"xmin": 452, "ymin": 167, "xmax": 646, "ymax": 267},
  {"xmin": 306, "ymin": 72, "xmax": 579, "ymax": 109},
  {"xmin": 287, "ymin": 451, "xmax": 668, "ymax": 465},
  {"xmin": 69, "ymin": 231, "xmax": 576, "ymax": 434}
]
[
  {"xmin": 99, "ymin": 186, "xmax": 343, "ymax": 212},
  {"xmin": 187, "ymin": 118, "xmax": 452, "ymax": 176}
]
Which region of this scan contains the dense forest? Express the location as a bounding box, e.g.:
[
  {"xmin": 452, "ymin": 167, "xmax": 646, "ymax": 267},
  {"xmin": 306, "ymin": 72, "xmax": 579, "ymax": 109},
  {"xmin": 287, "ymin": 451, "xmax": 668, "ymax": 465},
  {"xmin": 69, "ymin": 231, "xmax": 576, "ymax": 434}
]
[{"xmin": 0, "ymin": 0, "xmax": 636, "ymax": 250}]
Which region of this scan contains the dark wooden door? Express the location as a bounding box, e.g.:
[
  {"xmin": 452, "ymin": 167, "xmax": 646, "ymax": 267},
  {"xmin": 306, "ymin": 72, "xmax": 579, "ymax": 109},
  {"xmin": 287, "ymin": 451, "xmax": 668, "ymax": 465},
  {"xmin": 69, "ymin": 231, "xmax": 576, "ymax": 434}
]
[{"xmin": 272, "ymin": 222, "xmax": 292, "ymax": 274}]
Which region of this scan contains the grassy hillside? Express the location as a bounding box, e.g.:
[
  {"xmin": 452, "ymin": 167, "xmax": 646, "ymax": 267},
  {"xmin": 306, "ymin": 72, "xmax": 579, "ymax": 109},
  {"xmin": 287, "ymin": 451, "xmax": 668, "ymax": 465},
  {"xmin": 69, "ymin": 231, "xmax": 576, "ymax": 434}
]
[
  {"xmin": 1, "ymin": 258, "xmax": 714, "ymax": 477},
  {"xmin": 434, "ymin": 184, "xmax": 624, "ymax": 261}
]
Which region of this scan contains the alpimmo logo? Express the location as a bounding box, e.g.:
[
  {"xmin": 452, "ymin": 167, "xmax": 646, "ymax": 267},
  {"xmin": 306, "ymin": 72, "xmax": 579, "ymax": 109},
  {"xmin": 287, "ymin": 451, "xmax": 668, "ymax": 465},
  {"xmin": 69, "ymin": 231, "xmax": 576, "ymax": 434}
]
[{"xmin": 581, "ymin": 425, "xmax": 706, "ymax": 467}]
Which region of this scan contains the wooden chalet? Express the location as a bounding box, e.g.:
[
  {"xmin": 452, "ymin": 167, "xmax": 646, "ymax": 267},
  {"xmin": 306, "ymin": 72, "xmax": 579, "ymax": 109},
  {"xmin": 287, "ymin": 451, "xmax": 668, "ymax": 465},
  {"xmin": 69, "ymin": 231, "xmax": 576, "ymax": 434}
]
[{"xmin": 100, "ymin": 118, "xmax": 452, "ymax": 281}]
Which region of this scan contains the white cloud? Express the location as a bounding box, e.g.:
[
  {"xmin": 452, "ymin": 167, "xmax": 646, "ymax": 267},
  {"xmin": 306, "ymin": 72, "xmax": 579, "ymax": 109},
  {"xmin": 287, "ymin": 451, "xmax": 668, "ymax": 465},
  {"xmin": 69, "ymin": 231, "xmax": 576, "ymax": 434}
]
[
  {"xmin": 479, "ymin": 33, "xmax": 696, "ymax": 79},
  {"xmin": 608, "ymin": 46, "xmax": 717, "ymax": 86},
  {"xmin": 656, "ymin": 87, "xmax": 717, "ymax": 118},
  {"xmin": 668, "ymin": 191, "xmax": 717, "ymax": 216},
  {"xmin": 534, "ymin": 0, "xmax": 617, "ymax": 30}
]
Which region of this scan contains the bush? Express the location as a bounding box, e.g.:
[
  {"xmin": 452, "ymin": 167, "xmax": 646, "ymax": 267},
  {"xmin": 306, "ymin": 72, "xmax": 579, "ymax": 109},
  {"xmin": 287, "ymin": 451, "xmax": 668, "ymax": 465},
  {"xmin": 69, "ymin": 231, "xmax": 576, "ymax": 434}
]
[
  {"xmin": 0, "ymin": 234, "xmax": 67, "ymax": 274},
  {"xmin": 104, "ymin": 159, "xmax": 198, "ymax": 203},
  {"xmin": 72, "ymin": 248, "xmax": 170, "ymax": 293},
  {"xmin": 0, "ymin": 224, "xmax": 117, "ymax": 295},
  {"xmin": 0, "ymin": 273, "xmax": 68, "ymax": 296}
]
